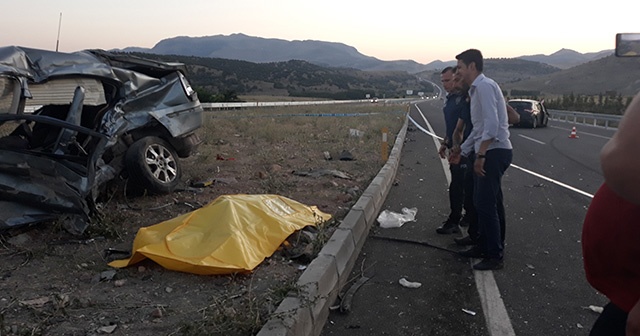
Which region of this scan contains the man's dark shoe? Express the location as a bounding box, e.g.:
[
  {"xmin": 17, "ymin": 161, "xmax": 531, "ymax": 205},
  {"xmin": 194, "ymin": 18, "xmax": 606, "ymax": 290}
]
[
  {"xmin": 472, "ymin": 258, "xmax": 504, "ymax": 271},
  {"xmin": 454, "ymin": 236, "xmax": 476, "ymax": 246},
  {"xmin": 458, "ymin": 246, "xmax": 485, "ymax": 258},
  {"xmin": 436, "ymin": 220, "xmax": 460, "ymax": 234}
]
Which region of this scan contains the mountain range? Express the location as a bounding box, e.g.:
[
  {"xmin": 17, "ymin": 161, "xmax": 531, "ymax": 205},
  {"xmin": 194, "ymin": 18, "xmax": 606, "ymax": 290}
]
[
  {"xmin": 118, "ymin": 34, "xmax": 640, "ymax": 97},
  {"xmin": 120, "ymin": 33, "xmax": 613, "ymax": 73}
]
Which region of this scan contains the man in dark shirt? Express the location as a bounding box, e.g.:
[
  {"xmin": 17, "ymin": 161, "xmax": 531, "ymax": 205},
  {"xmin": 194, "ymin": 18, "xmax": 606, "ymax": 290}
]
[
  {"xmin": 435, "ymin": 67, "xmax": 468, "ymax": 234},
  {"xmin": 450, "ymin": 69, "xmax": 476, "ymax": 245}
]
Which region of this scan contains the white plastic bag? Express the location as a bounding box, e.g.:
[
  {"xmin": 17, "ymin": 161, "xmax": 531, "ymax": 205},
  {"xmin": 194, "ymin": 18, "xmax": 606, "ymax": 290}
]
[
  {"xmin": 377, "ymin": 207, "xmax": 417, "ymax": 228},
  {"xmin": 399, "ymin": 277, "xmax": 422, "ymax": 288}
]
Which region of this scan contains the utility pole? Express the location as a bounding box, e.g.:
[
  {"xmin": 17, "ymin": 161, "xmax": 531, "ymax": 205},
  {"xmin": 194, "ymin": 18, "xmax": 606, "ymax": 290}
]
[{"xmin": 56, "ymin": 12, "xmax": 62, "ymax": 52}]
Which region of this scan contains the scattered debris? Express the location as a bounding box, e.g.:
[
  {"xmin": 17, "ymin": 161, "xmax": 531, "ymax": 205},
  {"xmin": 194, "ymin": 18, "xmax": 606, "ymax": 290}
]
[
  {"xmin": 371, "ymin": 235, "xmax": 459, "ymax": 254},
  {"xmin": 216, "ymin": 153, "xmax": 235, "ymax": 161},
  {"xmin": 349, "ymin": 129, "xmax": 364, "ymax": 137},
  {"xmin": 399, "ymin": 277, "xmax": 421, "ymax": 289},
  {"xmin": 191, "ymin": 179, "xmax": 214, "ymax": 188},
  {"xmin": 323, "ymin": 151, "xmax": 332, "ymax": 160},
  {"xmin": 214, "ymin": 177, "xmax": 238, "ymax": 185},
  {"xmin": 462, "ymin": 308, "xmax": 477, "ymax": 316},
  {"xmin": 7, "ymin": 233, "xmax": 32, "ymax": 247},
  {"xmin": 99, "ymin": 270, "xmax": 117, "ymax": 282},
  {"xmin": 336, "ymin": 193, "xmax": 354, "ymax": 203},
  {"xmin": 104, "ymin": 248, "xmax": 131, "ymax": 259},
  {"xmin": 583, "ymin": 305, "xmax": 604, "ymax": 314},
  {"xmin": 19, "ymin": 297, "xmax": 50, "ymax": 308},
  {"xmin": 270, "ymin": 164, "xmax": 283, "ymax": 172},
  {"xmin": 114, "ymin": 279, "xmax": 126, "ymax": 287},
  {"xmin": 526, "ymin": 264, "xmax": 535, "ymax": 270},
  {"xmin": 97, "ymin": 325, "xmax": 117, "ymax": 334},
  {"xmin": 151, "ymin": 307, "xmax": 164, "ymax": 319},
  {"xmin": 292, "ymin": 169, "xmax": 351, "ymax": 179},
  {"xmin": 377, "ymin": 207, "xmax": 417, "ymax": 228},
  {"xmin": 340, "ymin": 276, "xmax": 371, "ymax": 313},
  {"xmin": 339, "ymin": 150, "xmax": 355, "ymax": 161},
  {"xmin": 50, "ymin": 236, "xmax": 105, "ymax": 245}
]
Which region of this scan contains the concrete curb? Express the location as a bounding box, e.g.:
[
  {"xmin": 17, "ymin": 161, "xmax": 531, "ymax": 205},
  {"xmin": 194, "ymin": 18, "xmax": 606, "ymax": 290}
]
[{"xmin": 257, "ymin": 114, "xmax": 409, "ymax": 336}]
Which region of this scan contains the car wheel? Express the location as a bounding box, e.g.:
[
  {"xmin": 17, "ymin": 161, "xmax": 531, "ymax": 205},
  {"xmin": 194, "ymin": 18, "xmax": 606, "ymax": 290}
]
[{"xmin": 125, "ymin": 136, "xmax": 182, "ymax": 194}]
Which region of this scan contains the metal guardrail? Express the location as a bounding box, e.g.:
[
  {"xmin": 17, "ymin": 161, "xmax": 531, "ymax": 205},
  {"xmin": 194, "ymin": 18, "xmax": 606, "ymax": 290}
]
[
  {"xmin": 201, "ymin": 98, "xmax": 416, "ymax": 110},
  {"xmin": 202, "ymin": 99, "xmax": 370, "ymax": 110},
  {"xmin": 548, "ymin": 109, "xmax": 623, "ymax": 129}
]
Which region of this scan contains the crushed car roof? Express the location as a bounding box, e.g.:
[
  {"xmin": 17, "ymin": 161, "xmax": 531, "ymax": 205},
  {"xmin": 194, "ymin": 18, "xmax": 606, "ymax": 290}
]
[{"xmin": 0, "ymin": 46, "xmax": 185, "ymax": 83}]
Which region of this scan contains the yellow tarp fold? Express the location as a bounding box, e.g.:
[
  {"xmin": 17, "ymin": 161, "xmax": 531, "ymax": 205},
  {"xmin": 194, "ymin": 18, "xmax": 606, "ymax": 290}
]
[{"xmin": 109, "ymin": 194, "xmax": 331, "ymax": 275}]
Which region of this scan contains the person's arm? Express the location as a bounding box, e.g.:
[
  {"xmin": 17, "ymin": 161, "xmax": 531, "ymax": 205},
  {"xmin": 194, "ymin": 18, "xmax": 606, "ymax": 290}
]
[
  {"xmin": 600, "ymin": 92, "xmax": 640, "ymax": 204},
  {"xmin": 474, "ymin": 84, "xmax": 499, "ymax": 176},
  {"xmin": 506, "ymin": 104, "xmax": 520, "ymax": 125},
  {"xmin": 477, "ymin": 84, "xmax": 499, "ymax": 144},
  {"xmin": 452, "ymin": 118, "xmax": 465, "ymax": 149},
  {"xmin": 449, "ymin": 119, "xmax": 466, "ymax": 163},
  {"xmin": 474, "ymin": 139, "xmax": 492, "ymax": 176},
  {"xmin": 438, "ymin": 137, "xmax": 448, "ymax": 159}
]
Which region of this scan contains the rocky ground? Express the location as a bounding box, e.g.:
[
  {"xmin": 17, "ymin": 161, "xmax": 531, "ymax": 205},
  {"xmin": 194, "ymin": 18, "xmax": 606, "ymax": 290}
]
[{"xmin": 0, "ymin": 103, "xmax": 406, "ymax": 335}]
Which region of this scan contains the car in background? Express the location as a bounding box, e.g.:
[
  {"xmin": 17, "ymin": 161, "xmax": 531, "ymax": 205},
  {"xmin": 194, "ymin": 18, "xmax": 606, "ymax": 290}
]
[
  {"xmin": 0, "ymin": 46, "xmax": 203, "ymax": 233},
  {"xmin": 507, "ymin": 99, "xmax": 549, "ymax": 128}
]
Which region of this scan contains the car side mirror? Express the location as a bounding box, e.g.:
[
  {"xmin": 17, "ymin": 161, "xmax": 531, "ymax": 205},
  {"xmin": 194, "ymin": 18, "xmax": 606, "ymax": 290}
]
[{"xmin": 616, "ymin": 33, "xmax": 640, "ymax": 57}]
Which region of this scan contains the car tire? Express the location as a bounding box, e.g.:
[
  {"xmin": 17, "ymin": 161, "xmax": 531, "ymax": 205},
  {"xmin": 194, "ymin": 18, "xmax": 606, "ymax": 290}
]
[{"xmin": 125, "ymin": 136, "xmax": 182, "ymax": 194}]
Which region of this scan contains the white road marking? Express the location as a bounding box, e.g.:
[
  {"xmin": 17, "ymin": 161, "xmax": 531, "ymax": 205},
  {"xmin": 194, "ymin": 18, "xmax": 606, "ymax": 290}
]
[
  {"xmin": 475, "ymin": 270, "xmax": 516, "ymax": 336},
  {"xmin": 509, "ymin": 164, "xmax": 594, "ymax": 199},
  {"xmin": 413, "ymin": 103, "xmax": 515, "ymax": 336},
  {"xmin": 517, "ymin": 134, "xmax": 546, "ymax": 145}
]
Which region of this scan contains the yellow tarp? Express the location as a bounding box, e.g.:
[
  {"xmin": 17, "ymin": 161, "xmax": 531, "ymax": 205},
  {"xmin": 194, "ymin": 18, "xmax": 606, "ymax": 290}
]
[{"xmin": 109, "ymin": 194, "xmax": 331, "ymax": 275}]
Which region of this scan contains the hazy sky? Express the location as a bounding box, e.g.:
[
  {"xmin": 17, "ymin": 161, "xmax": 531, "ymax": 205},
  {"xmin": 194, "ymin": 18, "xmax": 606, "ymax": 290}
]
[{"xmin": 1, "ymin": 0, "xmax": 636, "ymax": 64}]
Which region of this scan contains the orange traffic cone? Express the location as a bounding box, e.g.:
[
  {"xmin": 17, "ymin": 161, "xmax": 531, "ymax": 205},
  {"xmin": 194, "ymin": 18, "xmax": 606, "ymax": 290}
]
[{"xmin": 569, "ymin": 127, "xmax": 579, "ymax": 139}]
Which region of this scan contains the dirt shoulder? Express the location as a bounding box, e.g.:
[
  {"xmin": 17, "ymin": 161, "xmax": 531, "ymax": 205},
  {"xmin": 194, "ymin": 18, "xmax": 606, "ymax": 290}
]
[{"xmin": 0, "ymin": 103, "xmax": 406, "ymax": 336}]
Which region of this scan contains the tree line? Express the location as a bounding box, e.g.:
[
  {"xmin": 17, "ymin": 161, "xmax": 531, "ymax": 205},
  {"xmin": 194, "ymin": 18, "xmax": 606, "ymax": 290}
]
[{"xmin": 509, "ymin": 90, "xmax": 632, "ymax": 115}]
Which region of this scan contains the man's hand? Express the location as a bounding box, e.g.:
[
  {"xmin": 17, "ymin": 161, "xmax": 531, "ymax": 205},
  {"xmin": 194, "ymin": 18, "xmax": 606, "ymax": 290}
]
[
  {"xmin": 448, "ymin": 152, "xmax": 461, "ymax": 165},
  {"xmin": 627, "ymin": 299, "xmax": 640, "ymax": 336},
  {"xmin": 474, "ymin": 157, "xmax": 486, "ymax": 176},
  {"xmin": 438, "ymin": 144, "xmax": 447, "ymax": 159}
]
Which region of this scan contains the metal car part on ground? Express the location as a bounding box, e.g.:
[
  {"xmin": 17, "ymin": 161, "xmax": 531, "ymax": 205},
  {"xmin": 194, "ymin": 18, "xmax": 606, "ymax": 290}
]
[{"xmin": 0, "ymin": 46, "xmax": 203, "ymax": 234}]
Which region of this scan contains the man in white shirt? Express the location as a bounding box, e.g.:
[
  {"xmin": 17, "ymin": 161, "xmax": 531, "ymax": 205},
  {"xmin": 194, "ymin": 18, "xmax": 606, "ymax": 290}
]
[{"xmin": 454, "ymin": 49, "xmax": 512, "ymax": 271}]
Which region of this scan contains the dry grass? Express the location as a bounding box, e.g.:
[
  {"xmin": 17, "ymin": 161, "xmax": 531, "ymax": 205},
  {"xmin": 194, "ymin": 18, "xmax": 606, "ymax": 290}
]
[{"xmin": 0, "ymin": 102, "xmax": 408, "ymax": 336}]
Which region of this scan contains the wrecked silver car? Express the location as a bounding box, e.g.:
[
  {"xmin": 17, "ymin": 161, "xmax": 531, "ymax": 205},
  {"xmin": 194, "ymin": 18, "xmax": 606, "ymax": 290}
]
[{"xmin": 0, "ymin": 46, "xmax": 203, "ymax": 234}]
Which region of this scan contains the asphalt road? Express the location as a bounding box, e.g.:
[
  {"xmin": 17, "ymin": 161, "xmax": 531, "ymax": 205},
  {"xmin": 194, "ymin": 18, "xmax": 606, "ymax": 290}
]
[{"xmin": 321, "ymin": 99, "xmax": 611, "ymax": 336}]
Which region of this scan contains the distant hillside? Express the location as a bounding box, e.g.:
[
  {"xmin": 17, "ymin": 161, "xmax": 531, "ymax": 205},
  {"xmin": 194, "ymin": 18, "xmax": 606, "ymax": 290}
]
[
  {"xmin": 502, "ymin": 55, "xmax": 640, "ymax": 96},
  {"xmin": 416, "ymin": 58, "xmax": 562, "ymax": 86},
  {"xmin": 128, "ymin": 52, "xmax": 435, "ymax": 100},
  {"xmin": 122, "ymin": 33, "xmax": 427, "ymax": 74},
  {"xmin": 119, "ymin": 34, "xmax": 608, "ymax": 74},
  {"xmin": 518, "ymin": 48, "xmax": 613, "ymax": 69}
]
